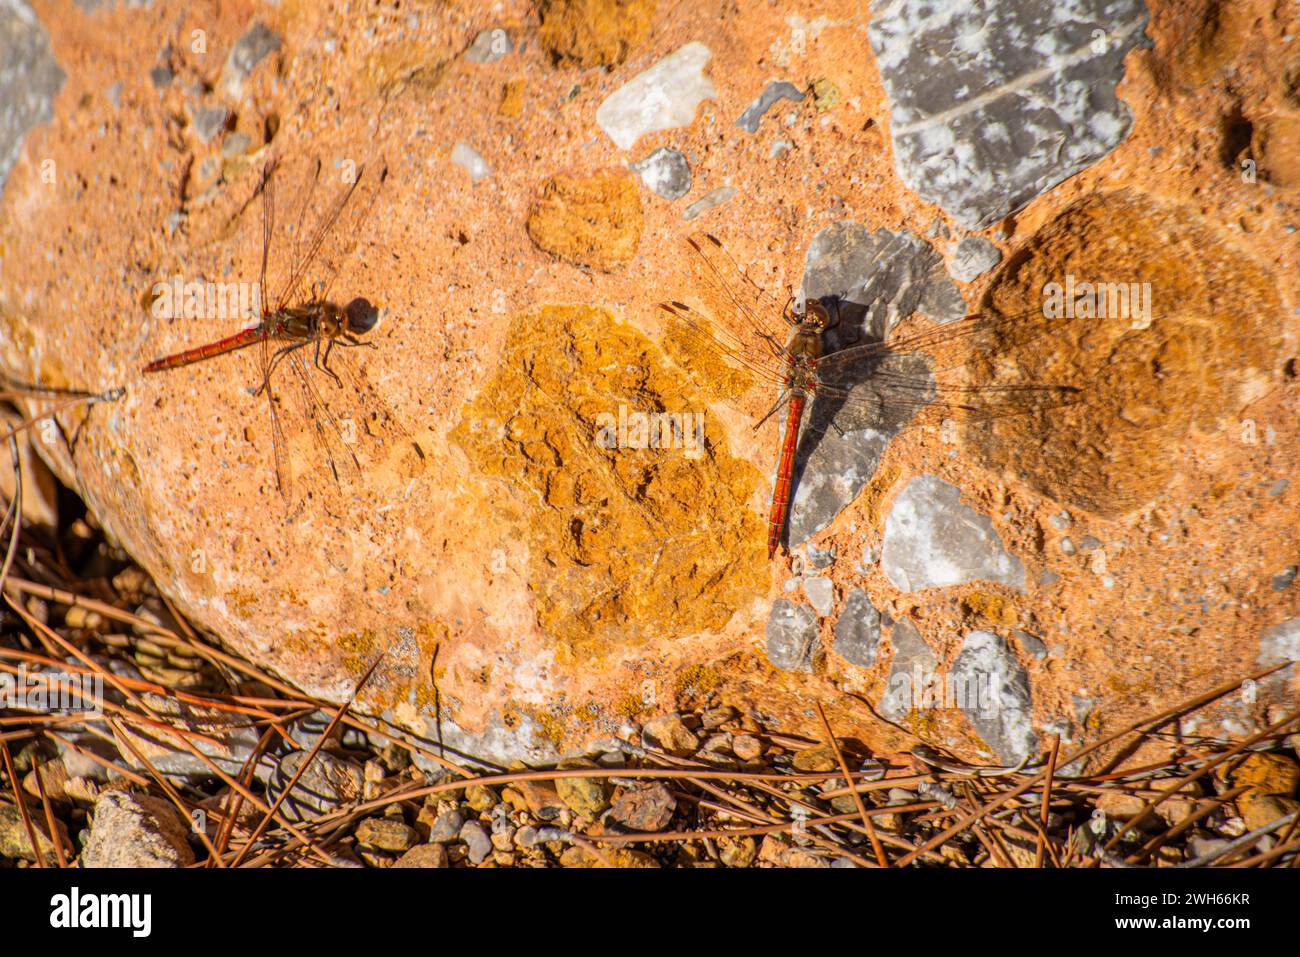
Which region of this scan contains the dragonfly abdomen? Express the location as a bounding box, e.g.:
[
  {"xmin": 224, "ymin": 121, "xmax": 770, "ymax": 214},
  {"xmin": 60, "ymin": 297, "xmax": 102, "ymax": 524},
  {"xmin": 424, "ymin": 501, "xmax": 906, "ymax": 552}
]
[{"xmin": 768, "ymin": 393, "xmax": 806, "ymax": 560}]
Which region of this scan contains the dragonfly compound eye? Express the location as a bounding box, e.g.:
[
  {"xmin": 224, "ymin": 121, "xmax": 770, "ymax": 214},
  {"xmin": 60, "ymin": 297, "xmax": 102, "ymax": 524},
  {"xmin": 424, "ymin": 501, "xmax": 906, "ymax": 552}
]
[
  {"xmin": 805, "ymin": 300, "xmax": 831, "ymax": 328},
  {"xmin": 345, "ymin": 297, "xmax": 380, "ymax": 334}
]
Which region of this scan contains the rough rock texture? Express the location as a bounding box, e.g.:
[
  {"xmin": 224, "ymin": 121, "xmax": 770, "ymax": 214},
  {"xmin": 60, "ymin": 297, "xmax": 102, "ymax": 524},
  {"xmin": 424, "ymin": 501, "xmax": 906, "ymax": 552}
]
[
  {"xmin": 526, "ymin": 170, "xmax": 644, "ymax": 270},
  {"xmin": 950, "ymin": 629, "xmax": 1037, "ymax": 764},
  {"xmin": 0, "ymin": 2, "xmax": 65, "ymax": 189},
  {"xmin": 81, "ymin": 790, "xmax": 195, "ymax": 867},
  {"xmin": 0, "ymin": 0, "xmax": 1296, "ymax": 769},
  {"xmin": 868, "ymin": 0, "xmax": 1152, "ymax": 228}
]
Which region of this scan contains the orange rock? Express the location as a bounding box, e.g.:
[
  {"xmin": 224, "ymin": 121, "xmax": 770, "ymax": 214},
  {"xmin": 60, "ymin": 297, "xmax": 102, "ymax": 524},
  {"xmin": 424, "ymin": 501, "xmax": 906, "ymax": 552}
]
[{"xmin": 526, "ymin": 170, "xmax": 644, "ymax": 271}]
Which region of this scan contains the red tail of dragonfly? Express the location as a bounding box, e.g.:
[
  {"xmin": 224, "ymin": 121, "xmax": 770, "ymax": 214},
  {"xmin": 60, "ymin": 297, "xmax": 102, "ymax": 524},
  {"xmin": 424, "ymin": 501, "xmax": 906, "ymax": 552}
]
[
  {"xmin": 143, "ymin": 156, "xmax": 408, "ymax": 503},
  {"xmin": 661, "ymin": 233, "xmax": 1084, "ymax": 560}
]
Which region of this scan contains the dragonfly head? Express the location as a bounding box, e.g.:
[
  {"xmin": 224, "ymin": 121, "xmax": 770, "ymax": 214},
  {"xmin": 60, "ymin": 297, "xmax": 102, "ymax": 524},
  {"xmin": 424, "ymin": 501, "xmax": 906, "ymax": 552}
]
[
  {"xmin": 802, "ymin": 298, "xmax": 832, "ymax": 330},
  {"xmin": 344, "ymin": 297, "xmax": 380, "ymax": 335}
]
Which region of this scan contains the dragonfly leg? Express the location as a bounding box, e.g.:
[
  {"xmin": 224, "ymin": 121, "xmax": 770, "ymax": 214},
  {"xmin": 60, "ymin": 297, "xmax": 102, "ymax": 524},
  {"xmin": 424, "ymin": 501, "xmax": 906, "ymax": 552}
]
[
  {"xmin": 314, "ymin": 339, "xmax": 344, "ymax": 388},
  {"xmin": 260, "ymin": 341, "xmax": 310, "ymax": 395}
]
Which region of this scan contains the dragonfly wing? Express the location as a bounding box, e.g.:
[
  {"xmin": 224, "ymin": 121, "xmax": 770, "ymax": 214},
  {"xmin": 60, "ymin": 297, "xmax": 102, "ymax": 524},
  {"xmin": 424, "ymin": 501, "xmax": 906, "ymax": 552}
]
[
  {"xmin": 659, "ymin": 300, "xmax": 786, "ymax": 386},
  {"xmin": 680, "ymin": 232, "xmax": 792, "ymax": 349},
  {"xmin": 814, "ymin": 305, "xmax": 1095, "ymax": 377}
]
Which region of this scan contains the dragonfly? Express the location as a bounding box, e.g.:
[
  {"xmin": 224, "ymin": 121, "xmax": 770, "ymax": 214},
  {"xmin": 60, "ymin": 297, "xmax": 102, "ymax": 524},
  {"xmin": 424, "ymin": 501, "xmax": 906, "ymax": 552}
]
[
  {"xmin": 142, "ymin": 156, "xmax": 407, "ymax": 505},
  {"xmin": 660, "ymin": 233, "xmax": 1083, "ymax": 560}
]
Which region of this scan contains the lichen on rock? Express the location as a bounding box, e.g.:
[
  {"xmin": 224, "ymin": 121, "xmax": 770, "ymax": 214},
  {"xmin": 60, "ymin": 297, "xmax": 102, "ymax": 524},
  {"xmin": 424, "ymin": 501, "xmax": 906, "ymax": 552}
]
[{"xmin": 451, "ymin": 305, "xmax": 765, "ymax": 660}]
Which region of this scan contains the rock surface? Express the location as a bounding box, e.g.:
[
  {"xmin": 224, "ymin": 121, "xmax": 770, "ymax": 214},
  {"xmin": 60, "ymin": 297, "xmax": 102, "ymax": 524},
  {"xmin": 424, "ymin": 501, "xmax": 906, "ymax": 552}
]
[
  {"xmin": 881, "ymin": 475, "xmax": 1025, "ymax": 592},
  {"xmin": 868, "ymin": 0, "xmax": 1152, "ymax": 228},
  {"xmin": 0, "ymin": 0, "xmax": 1296, "ymax": 771},
  {"xmin": 81, "ymin": 790, "xmax": 195, "ymax": 867}
]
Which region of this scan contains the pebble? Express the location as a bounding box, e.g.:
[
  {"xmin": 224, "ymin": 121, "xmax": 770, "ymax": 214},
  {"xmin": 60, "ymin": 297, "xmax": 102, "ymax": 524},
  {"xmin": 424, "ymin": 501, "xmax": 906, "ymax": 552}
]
[
  {"xmin": 881, "ymin": 476, "xmax": 1025, "ymax": 592},
  {"xmin": 952, "ymin": 630, "xmax": 1038, "ymax": 764},
  {"xmin": 630, "ymin": 147, "xmax": 692, "ymax": 200},
  {"xmin": 765, "ymin": 599, "xmax": 821, "ymax": 672},
  {"xmin": 355, "ymin": 817, "xmax": 418, "ymax": 852},
  {"xmin": 596, "ymin": 42, "xmax": 716, "ymax": 150},
  {"xmin": 641, "ymin": 713, "xmax": 701, "ymax": 756},
  {"xmin": 719, "ymin": 836, "xmax": 757, "ymax": 867},
  {"xmin": 732, "ymin": 734, "xmax": 763, "ymax": 761},
  {"xmin": 0, "ymin": 805, "xmax": 68, "ymax": 862},
  {"xmin": 464, "ymin": 784, "xmax": 497, "ymax": 813},
  {"xmin": 80, "ymin": 791, "xmax": 194, "ymax": 867},
  {"xmin": 555, "ymin": 758, "xmax": 612, "ymax": 818},
  {"xmin": 700, "ymin": 705, "xmax": 735, "ymax": 730},
  {"xmin": 459, "ymin": 820, "xmax": 493, "ymax": 864},
  {"xmin": 451, "ymin": 142, "xmax": 491, "ymax": 182},
  {"xmin": 802, "ymin": 576, "xmax": 836, "ymax": 616},
  {"xmin": 392, "ymin": 844, "xmax": 449, "ymax": 868},
  {"xmin": 222, "ymin": 22, "xmax": 281, "ymax": 95},
  {"xmin": 610, "ymin": 783, "xmax": 677, "ymax": 831},
  {"xmin": 832, "ymin": 587, "xmax": 881, "ymax": 668},
  {"xmin": 736, "ymin": 80, "xmax": 805, "ymax": 133},
  {"xmin": 190, "ymin": 106, "xmax": 230, "ymax": 144},
  {"xmin": 682, "ymin": 185, "xmax": 738, "ymax": 221},
  {"xmin": 425, "ymin": 808, "xmax": 465, "ymax": 843},
  {"xmin": 464, "ymin": 28, "xmax": 512, "ymax": 64}
]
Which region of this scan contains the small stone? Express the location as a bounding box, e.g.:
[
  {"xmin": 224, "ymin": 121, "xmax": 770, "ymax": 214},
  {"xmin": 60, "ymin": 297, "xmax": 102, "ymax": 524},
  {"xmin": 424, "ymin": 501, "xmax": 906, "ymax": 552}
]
[
  {"xmin": 491, "ymin": 826, "xmax": 516, "ymax": 851},
  {"xmin": 268, "ymin": 750, "xmax": 364, "ymax": 822},
  {"xmin": 1229, "ymin": 753, "xmax": 1300, "ymax": 831},
  {"xmin": 642, "ymin": 713, "xmax": 700, "ymax": 756},
  {"xmin": 464, "ymin": 784, "xmax": 497, "ymax": 813},
  {"xmin": 765, "ymin": 599, "xmax": 821, "ymax": 673},
  {"xmin": 682, "ymin": 185, "xmax": 737, "ymax": 221},
  {"xmin": 512, "ymin": 779, "xmax": 566, "ymax": 819},
  {"xmin": 190, "ymin": 106, "xmax": 230, "ymax": 144},
  {"xmin": 222, "ymin": 23, "xmax": 281, "ymax": 94},
  {"xmin": 596, "ymin": 42, "xmax": 715, "ymax": 150},
  {"xmin": 832, "ymin": 587, "xmax": 881, "ymax": 668},
  {"xmin": 732, "ymin": 734, "xmax": 763, "ymax": 761},
  {"xmin": 947, "ymin": 236, "xmax": 1002, "ymax": 282},
  {"xmin": 392, "ymin": 843, "xmax": 449, "ymax": 868},
  {"xmin": 451, "ymin": 141, "xmax": 491, "ymax": 182},
  {"xmin": 882, "ymin": 475, "xmax": 1025, "ymax": 592},
  {"xmin": 700, "ymin": 705, "xmax": 735, "ymax": 730},
  {"xmin": 355, "ymin": 817, "xmax": 418, "ymax": 852},
  {"xmin": 221, "ymin": 131, "xmax": 251, "ymax": 161},
  {"xmin": 0, "ymin": 804, "xmax": 69, "ymax": 862},
  {"xmin": 611, "ymin": 783, "xmax": 676, "ymax": 831},
  {"xmin": 792, "ymin": 744, "xmax": 837, "ymax": 772},
  {"xmin": 81, "ymin": 791, "xmax": 194, "ymax": 867},
  {"xmin": 736, "ymin": 80, "xmax": 805, "ymax": 133},
  {"xmin": 555, "ymin": 758, "xmax": 612, "ymax": 818},
  {"xmin": 880, "ymin": 618, "xmax": 938, "ymax": 721},
  {"xmin": 425, "ymin": 807, "xmax": 465, "ymax": 843},
  {"xmin": 802, "ymin": 576, "xmax": 835, "ymax": 616},
  {"xmin": 806, "ymin": 543, "xmax": 836, "ymax": 568},
  {"xmin": 1014, "ymin": 630, "xmax": 1049, "ymax": 660},
  {"xmin": 630, "ymin": 147, "xmax": 692, "ymax": 200},
  {"xmin": 951, "ymin": 630, "xmax": 1038, "ymax": 765},
  {"xmin": 465, "ymin": 28, "xmax": 512, "ymax": 64},
  {"xmin": 719, "ymin": 835, "xmax": 757, "ymax": 867},
  {"xmin": 1272, "ymin": 566, "xmax": 1297, "ymax": 591},
  {"xmin": 459, "ymin": 820, "xmax": 492, "ymax": 864}
]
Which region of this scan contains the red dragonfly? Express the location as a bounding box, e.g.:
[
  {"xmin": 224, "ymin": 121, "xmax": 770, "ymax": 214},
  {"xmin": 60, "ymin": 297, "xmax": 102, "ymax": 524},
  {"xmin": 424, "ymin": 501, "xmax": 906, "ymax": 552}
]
[
  {"xmin": 143, "ymin": 156, "xmax": 406, "ymax": 503},
  {"xmin": 661, "ymin": 233, "xmax": 1082, "ymax": 560}
]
